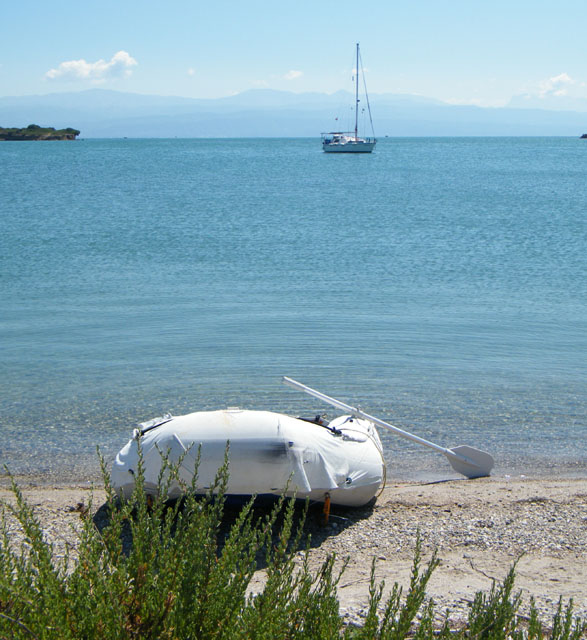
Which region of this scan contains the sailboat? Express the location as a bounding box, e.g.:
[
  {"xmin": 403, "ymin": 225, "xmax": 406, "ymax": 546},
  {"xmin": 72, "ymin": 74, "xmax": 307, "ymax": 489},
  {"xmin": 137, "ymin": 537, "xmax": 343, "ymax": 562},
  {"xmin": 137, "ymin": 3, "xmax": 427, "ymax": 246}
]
[{"xmin": 322, "ymin": 43, "xmax": 376, "ymax": 153}]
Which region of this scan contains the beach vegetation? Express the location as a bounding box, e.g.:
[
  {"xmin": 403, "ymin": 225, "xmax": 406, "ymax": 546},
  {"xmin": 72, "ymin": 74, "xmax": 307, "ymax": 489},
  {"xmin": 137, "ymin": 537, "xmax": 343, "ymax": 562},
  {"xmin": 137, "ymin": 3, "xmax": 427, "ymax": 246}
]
[
  {"xmin": 0, "ymin": 124, "xmax": 80, "ymax": 140},
  {"xmin": 0, "ymin": 451, "xmax": 585, "ymax": 639}
]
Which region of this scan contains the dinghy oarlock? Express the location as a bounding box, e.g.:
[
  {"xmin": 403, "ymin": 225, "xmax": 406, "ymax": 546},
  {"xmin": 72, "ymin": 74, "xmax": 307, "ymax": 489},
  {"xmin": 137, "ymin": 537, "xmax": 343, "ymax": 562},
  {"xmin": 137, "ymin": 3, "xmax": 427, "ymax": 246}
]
[{"xmin": 282, "ymin": 376, "xmax": 494, "ymax": 478}]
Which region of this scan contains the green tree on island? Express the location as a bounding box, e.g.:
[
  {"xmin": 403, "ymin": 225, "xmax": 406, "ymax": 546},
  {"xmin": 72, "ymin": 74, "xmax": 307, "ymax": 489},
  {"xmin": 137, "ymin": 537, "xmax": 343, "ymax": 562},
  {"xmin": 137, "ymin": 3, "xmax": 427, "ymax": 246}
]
[{"xmin": 0, "ymin": 124, "xmax": 80, "ymax": 140}]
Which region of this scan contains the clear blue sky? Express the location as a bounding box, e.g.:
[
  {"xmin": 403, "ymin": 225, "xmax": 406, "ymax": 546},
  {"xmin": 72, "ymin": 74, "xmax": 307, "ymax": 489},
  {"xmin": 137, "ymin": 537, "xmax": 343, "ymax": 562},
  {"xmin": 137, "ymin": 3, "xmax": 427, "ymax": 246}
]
[{"xmin": 2, "ymin": 0, "xmax": 587, "ymax": 108}]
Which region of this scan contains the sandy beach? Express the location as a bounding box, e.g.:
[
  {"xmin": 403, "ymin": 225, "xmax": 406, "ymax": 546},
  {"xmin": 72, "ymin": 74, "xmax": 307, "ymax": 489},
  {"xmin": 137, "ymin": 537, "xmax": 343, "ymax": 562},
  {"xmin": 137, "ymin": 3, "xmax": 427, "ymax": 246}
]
[{"xmin": 1, "ymin": 476, "xmax": 585, "ymax": 627}]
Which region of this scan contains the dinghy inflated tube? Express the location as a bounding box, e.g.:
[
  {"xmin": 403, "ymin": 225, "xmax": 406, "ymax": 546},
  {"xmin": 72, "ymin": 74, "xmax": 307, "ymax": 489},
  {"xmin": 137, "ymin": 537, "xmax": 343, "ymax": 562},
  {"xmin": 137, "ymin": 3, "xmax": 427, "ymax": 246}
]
[{"xmin": 111, "ymin": 408, "xmax": 385, "ymax": 507}]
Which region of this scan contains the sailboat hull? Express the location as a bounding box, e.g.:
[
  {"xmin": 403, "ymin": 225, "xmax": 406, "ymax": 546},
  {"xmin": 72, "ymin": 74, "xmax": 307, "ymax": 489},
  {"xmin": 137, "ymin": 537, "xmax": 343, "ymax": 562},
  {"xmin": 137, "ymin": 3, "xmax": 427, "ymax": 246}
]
[{"xmin": 323, "ymin": 140, "xmax": 376, "ymax": 153}]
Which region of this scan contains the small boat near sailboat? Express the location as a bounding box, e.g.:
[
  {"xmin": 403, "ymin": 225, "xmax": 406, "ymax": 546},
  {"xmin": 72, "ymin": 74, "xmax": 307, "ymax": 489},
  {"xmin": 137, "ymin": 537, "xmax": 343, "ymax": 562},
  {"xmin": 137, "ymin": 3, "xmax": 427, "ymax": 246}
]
[
  {"xmin": 111, "ymin": 378, "xmax": 494, "ymax": 507},
  {"xmin": 322, "ymin": 43, "xmax": 376, "ymax": 153}
]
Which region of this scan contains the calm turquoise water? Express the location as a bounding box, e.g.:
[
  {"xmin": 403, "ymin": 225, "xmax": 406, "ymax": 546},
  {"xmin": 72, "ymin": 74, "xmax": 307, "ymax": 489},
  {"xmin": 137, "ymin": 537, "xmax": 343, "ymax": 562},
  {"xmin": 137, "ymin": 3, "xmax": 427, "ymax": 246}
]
[{"xmin": 1, "ymin": 137, "xmax": 585, "ymax": 482}]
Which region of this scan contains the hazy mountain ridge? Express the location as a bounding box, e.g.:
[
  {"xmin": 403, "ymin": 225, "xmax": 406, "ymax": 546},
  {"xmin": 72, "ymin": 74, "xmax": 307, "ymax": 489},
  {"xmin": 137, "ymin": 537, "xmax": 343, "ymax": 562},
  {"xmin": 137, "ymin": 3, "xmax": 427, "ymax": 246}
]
[{"xmin": 1, "ymin": 88, "xmax": 585, "ymax": 137}]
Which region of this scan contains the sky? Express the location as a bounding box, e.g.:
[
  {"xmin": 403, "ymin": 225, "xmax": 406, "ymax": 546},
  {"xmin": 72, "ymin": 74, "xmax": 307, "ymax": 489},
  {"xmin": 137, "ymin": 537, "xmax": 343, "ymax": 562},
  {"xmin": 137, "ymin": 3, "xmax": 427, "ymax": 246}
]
[{"xmin": 1, "ymin": 0, "xmax": 587, "ymax": 109}]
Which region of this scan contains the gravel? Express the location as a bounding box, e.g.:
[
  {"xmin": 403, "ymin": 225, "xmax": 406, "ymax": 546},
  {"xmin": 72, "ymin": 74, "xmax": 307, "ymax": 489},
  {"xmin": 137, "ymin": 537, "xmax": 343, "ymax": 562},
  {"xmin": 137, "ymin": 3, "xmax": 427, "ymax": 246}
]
[{"xmin": 1, "ymin": 476, "xmax": 585, "ymax": 629}]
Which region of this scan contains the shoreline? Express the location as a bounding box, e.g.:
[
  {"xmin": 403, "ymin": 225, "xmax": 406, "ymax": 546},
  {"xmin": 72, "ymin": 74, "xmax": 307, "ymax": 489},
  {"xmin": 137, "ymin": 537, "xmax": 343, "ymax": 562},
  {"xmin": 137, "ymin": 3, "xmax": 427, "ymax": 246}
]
[
  {"xmin": 2, "ymin": 469, "xmax": 586, "ymax": 491},
  {"xmin": 2, "ymin": 448, "xmax": 586, "ymax": 490},
  {"xmin": 1, "ymin": 476, "xmax": 585, "ymax": 626}
]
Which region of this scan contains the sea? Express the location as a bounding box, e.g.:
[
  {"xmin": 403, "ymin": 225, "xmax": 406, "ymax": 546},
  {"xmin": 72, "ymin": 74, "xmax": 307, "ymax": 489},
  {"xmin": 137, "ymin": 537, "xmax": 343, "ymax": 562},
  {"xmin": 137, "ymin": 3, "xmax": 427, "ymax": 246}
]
[{"xmin": 1, "ymin": 137, "xmax": 585, "ymax": 484}]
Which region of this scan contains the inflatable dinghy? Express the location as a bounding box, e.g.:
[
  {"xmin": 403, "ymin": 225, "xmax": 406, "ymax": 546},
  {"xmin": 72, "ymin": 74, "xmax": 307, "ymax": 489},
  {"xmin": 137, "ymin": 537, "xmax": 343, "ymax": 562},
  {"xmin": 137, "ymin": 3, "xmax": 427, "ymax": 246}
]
[
  {"xmin": 111, "ymin": 377, "xmax": 493, "ymax": 507},
  {"xmin": 111, "ymin": 408, "xmax": 385, "ymax": 507}
]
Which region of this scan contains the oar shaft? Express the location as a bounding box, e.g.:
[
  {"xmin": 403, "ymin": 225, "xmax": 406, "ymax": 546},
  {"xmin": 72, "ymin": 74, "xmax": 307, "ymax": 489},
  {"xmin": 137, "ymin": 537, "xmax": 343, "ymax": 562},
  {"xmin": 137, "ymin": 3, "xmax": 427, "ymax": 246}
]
[{"xmin": 282, "ymin": 376, "xmax": 447, "ymax": 455}]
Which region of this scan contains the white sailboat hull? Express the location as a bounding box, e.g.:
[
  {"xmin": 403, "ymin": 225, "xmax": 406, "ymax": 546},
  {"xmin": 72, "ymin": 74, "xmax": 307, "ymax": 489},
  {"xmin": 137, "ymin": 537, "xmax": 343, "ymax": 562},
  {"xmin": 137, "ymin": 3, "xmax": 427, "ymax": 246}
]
[
  {"xmin": 323, "ymin": 140, "xmax": 376, "ymax": 153},
  {"xmin": 111, "ymin": 409, "xmax": 385, "ymax": 507}
]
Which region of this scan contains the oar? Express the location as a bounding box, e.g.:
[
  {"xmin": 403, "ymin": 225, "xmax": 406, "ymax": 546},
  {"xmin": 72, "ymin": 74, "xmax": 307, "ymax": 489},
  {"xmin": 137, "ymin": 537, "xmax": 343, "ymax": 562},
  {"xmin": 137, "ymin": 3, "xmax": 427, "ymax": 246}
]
[{"xmin": 282, "ymin": 376, "xmax": 494, "ymax": 478}]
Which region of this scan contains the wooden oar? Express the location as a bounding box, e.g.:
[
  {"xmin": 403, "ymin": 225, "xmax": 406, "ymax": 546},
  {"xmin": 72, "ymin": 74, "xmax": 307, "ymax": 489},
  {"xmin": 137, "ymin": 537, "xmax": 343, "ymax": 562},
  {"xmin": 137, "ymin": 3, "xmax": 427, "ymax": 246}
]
[{"xmin": 282, "ymin": 376, "xmax": 494, "ymax": 478}]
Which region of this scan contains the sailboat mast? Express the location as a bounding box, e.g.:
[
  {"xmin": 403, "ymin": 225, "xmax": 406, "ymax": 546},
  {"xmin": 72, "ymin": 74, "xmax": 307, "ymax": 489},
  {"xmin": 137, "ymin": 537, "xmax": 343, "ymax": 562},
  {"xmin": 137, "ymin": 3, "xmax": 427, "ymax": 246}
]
[{"xmin": 355, "ymin": 42, "xmax": 359, "ymax": 140}]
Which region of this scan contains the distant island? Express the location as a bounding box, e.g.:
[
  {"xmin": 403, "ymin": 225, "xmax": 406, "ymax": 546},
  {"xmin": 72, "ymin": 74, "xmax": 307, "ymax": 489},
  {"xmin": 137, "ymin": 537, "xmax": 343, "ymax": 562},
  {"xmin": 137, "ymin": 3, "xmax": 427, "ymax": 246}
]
[
  {"xmin": 0, "ymin": 124, "xmax": 80, "ymax": 141},
  {"xmin": 581, "ymin": 133, "xmax": 587, "ymax": 139}
]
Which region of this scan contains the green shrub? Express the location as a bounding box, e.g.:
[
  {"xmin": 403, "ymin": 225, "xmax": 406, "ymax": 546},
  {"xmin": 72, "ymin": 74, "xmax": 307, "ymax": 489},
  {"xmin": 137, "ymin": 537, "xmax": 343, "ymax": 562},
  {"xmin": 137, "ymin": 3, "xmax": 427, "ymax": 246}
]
[{"xmin": 0, "ymin": 449, "xmax": 585, "ymax": 639}]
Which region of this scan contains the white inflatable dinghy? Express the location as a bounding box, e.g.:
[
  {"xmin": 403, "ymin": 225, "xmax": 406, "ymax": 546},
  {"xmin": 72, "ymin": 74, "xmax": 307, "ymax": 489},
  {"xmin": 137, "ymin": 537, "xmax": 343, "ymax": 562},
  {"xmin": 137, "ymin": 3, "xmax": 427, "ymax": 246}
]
[
  {"xmin": 111, "ymin": 408, "xmax": 385, "ymax": 507},
  {"xmin": 111, "ymin": 377, "xmax": 494, "ymax": 507}
]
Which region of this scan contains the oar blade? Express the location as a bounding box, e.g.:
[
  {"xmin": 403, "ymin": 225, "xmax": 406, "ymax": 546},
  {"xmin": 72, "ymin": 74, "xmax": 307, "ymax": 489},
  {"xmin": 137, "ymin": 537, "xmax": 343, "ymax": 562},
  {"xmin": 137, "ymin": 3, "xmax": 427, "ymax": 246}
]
[{"xmin": 445, "ymin": 445, "xmax": 494, "ymax": 478}]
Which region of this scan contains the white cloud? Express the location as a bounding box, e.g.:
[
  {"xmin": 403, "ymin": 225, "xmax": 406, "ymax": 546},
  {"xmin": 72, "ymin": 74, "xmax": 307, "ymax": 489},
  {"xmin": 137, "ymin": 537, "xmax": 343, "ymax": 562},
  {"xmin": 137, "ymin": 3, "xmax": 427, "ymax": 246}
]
[
  {"xmin": 187, "ymin": 68, "xmax": 196, "ymax": 76},
  {"xmin": 537, "ymin": 72, "xmax": 574, "ymax": 98},
  {"xmin": 45, "ymin": 51, "xmax": 138, "ymax": 83},
  {"xmin": 284, "ymin": 70, "xmax": 303, "ymax": 80},
  {"xmin": 510, "ymin": 72, "xmax": 587, "ymax": 110}
]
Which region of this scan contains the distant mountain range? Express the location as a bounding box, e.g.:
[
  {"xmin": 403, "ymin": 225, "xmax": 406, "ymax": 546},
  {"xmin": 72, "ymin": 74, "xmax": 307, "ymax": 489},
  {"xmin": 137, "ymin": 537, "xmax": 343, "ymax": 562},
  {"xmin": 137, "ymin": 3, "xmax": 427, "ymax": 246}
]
[{"xmin": 1, "ymin": 88, "xmax": 586, "ymax": 137}]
